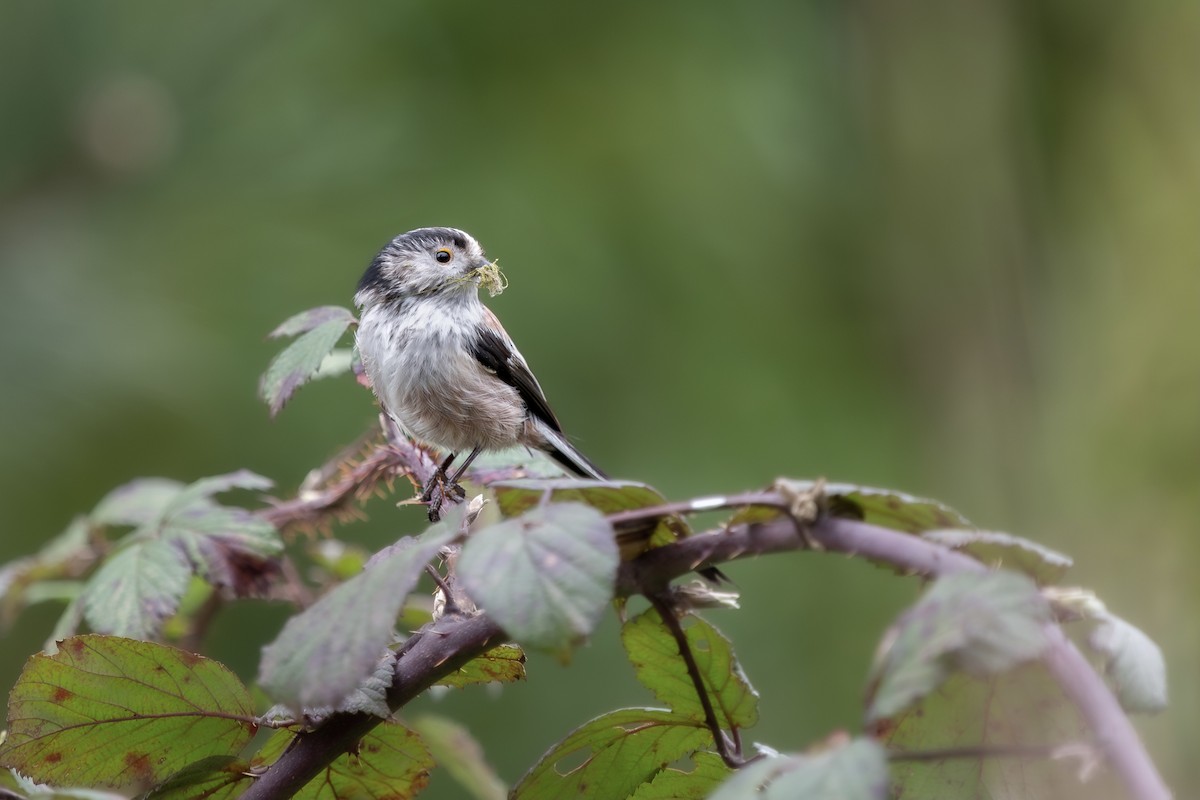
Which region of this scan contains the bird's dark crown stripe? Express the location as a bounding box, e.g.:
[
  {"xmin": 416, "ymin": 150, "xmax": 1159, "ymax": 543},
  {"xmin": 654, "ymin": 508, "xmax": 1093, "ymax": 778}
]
[{"xmin": 392, "ymin": 227, "xmax": 471, "ymax": 254}]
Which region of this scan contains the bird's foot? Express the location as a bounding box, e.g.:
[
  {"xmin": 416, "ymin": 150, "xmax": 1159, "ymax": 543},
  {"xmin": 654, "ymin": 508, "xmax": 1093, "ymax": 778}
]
[{"xmin": 421, "ymin": 469, "xmax": 467, "ymax": 522}]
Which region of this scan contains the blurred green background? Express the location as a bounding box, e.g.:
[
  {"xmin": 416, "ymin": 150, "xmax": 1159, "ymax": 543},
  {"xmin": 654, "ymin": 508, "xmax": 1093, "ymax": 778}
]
[{"xmin": 2, "ymin": 0, "xmax": 1197, "ymax": 796}]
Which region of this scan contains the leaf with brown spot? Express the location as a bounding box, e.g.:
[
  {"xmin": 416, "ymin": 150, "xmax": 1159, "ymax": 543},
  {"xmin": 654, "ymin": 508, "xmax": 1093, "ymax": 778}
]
[
  {"xmin": 0, "ymin": 635, "xmax": 256, "ymax": 792},
  {"xmin": 144, "ymin": 755, "xmax": 252, "ymax": 799},
  {"xmin": 434, "ymin": 643, "xmax": 526, "ymax": 688}
]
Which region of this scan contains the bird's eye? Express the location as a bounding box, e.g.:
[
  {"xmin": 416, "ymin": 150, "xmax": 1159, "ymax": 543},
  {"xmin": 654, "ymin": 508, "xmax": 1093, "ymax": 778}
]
[{"xmin": 435, "ymin": 248, "xmax": 453, "ymax": 264}]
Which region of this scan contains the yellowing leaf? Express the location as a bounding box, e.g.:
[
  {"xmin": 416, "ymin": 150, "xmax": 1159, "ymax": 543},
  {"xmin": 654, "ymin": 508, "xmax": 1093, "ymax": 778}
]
[{"xmin": 0, "ymin": 636, "xmax": 255, "ymax": 792}]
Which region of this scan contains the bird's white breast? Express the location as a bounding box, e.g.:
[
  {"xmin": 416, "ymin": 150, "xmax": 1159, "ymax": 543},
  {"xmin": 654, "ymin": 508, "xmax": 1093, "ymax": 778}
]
[{"xmin": 356, "ymin": 296, "xmax": 526, "ymax": 453}]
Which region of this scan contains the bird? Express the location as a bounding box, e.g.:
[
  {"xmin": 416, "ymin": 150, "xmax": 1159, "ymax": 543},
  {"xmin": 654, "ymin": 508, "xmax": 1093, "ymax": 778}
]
[{"xmin": 353, "ymin": 226, "xmax": 606, "ymax": 520}]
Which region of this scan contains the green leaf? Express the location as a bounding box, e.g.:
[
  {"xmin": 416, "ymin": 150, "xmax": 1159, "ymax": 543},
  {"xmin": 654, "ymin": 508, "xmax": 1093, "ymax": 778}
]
[
  {"xmin": 411, "ymin": 714, "xmax": 507, "ymax": 800},
  {"xmin": 434, "ymin": 644, "xmax": 526, "ymax": 688},
  {"xmin": 457, "ymin": 503, "xmax": 617, "ymax": 654},
  {"xmin": 709, "ymin": 738, "xmax": 888, "ymax": 800},
  {"xmin": 1088, "ymin": 612, "xmax": 1167, "ymax": 713},
  {"xmin": 81, "ymin": 539, "xmax": 191, "ymax": 639},
  {"xmin": 80, "ymin": 472, "xmax": 283, "ymax": 639},
  {"xmin": 144, "ymin": 756, "xmax": 249, "ymax": 799},
  {"xmin": 160, "ymin": 469, "xmax": 273, "ymax": 516},
  {"xmin": 260, "ymin": 307, "xmax": 357, "ymax": 416},
  {"xmin": 879, "ymin": 666, "xmax": 1095, "ymax": 799},
  {"xmin": 627, "ymin": 751, "xmax": 732, "ymax": 799},
  {"xmin": 254, "ymin": 724, "xmax": 432, "ymax": 799},
  {"xmin": 313, "ymin": 348, "xmax": 356, "ymax": 382},
  {"xmin": 491, "ymin": 479, "xmax": 669, "ymax": 518},
  {"xmin": 92, "ymin": 478, "xmax": 187, "ymax": 526},
  {"xmin": 160, "ymin": 505, "xmax": 282, "ymax": 593},
  {"xmin": 821, "ymin": 482, "xmax": 973, "ymax": 532},
  {"xmin": 866, "ymin": 571, "xmax": 1051, "ymax": 721},
  {"xmin": 157, "ymin": 471, "xmax": 281, "ymax": 596},
  {"xmin": 512, "ymin": 709, "xmax": 710, "ymax": 799},
  {"xmin": 0, "ymin": 635, "xmax": 256, "ymax": 792},
  {"xmin": 622, "ymin": 609, "xmax": 757, "ymax": 728},
  {"xmin": 922, "ymin": 529, "xmax": 1072, "ymax": 585},
  {"xmin": 258, "ymin": 522, "xmax": 459, "ymax": 711},
  {"xmin": 268, "ymin": 305, "xmax": 357, "ymax": 339}
]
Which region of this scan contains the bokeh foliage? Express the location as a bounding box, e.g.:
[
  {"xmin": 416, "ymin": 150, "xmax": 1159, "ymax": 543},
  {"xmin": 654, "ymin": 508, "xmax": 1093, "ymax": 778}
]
[{"xmin": 1, "ymin": 0, "xmax": 1196, "ymax": 796}]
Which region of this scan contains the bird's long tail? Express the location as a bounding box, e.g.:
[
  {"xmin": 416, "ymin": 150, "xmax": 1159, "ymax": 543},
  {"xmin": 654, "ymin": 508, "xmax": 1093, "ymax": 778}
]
[
  {"xmin": 536, "ymin": 419, "xmax": 727, "ymax": 584},
  {"xmin": 535, "ymin": 420, "xmax": 608, "ymax": 480}
]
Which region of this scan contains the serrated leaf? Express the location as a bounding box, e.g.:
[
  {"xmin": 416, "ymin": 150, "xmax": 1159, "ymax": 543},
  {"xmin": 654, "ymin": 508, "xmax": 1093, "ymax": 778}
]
[
  {"xmin": 92, "ymin": 478, "xmax": 187, "ymax": 526},
  {"xmin": 512, "ymin": 709, "xmax": 710, "ymax": 799},
  {"xmin": 81, "ymin": 540, "xmax": 191, "ymax": 639},
  {"xmin": 144, "ymin": 755, "xmax": 249, "ymax": 799},
  {"xmin": 628, "ymin": 751, "xmax": 731, "ymax": 799},
  {"xmin": 1088, "ymin": 612, "xmax": 1167, "ymax": 713},
  {"xmin": 457, "ymin": 503, "xmax": 617, "ymax": 654},
  {"xmin": 331, "ymin": 651, "xmax": 397, "ymax": 718},
  {"xmin": 161, "ymin": 469, "xmax": 273, "ymax": 517},
  {"xmin": 411, "ymin": 714, "xmax": 506, "ymax": 800},
  {"xmin": 710, "ymin": 738, "xmax": 888, "ymax": 800},
  {"xmin": 254, "ymin": 723, "xmax": 432, "ymax": 799},
  {"xmin": 259, "ymin": 522, "xmax": 459, "ymax": 711},
  {"xmin": 622, "ymin": 609, "xmax": 757, "ymax": 728},
  {"xmin": 150, "ymin": 472, "xmax": 283, "ymax": 598},
  {"xmin": 922, "ymin": 529, "xmax": 1072, "ymax": 585},
  {"xmin": 866, "ymin": 571, "xmax": 1050, "ymax": 721},
  {"xmin": 434, "ymin": 644, "xmax": 526, "ymax": 688},
  {"xmin": 81, "ymin": 472, "xmax": 284, "ymax": 638},
  {"xmin": 260, "ymin": 310, "xmax": 357, "ymax": 416},
  {"xmin": 878, "ymin": 666, "xmax": 1102, "ymax": 799},
  {"xmin": 268, "ymin": 305, "xmax": 356, "ymax": 339},
  {"xmin": 162, "ymin": 506, "xmax": 282, "ymax": 595},
  {"xmin": 0, "ymin": 636, "xmax": 255, "ymax": 792}
]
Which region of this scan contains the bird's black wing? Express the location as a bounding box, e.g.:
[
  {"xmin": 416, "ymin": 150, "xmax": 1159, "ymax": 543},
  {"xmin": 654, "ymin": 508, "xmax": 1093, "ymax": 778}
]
[{"xmin": 470, "ymin": 322, "xmax": 563, "ymax": 433}]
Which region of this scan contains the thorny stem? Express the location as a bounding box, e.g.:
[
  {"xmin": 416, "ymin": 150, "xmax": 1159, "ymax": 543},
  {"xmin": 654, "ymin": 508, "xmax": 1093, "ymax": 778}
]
[{"xmin": 241, "ymin": 441, "xmax": 1169, "ymax": 800}]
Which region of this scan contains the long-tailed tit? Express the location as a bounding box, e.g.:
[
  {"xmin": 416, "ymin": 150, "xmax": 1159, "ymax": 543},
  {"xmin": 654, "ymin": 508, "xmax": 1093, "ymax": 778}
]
[{"xmin": 354, "ymin": 227, "xmax": 606, "ymax": 520}]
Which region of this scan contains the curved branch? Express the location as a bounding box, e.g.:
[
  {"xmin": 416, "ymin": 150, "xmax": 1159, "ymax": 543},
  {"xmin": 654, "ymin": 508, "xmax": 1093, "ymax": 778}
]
[
  {"xmin": 242, "ymin": 614, "xmax": 505, "ymax": 800},
  {"xmin": 244, "ymin": 500, "xmax": 1171, "ymax": 800}
]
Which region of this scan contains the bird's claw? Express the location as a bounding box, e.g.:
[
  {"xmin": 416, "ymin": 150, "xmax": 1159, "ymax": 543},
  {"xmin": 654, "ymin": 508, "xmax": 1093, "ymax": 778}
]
[{"xmin": 421, "ymin": 470, "xmax": 466, "ymax": 522}]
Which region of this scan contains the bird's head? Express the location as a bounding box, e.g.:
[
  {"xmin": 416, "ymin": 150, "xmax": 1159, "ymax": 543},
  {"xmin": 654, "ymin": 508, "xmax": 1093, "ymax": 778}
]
[{"xmin": 355, "ymin": 227, "xmax": 503, "ymax": 308}]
